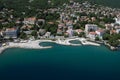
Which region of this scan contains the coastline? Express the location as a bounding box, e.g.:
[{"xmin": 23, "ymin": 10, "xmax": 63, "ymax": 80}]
[
  {"xmin": 0, "ymin": 38, "xmax": 100, "ymax": 54},
  {"xmin": 0, "ymin": 40, "xmax": 53, "ymax": 54}
]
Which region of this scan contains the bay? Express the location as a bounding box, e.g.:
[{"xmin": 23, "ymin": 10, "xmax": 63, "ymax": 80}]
[{"xmin": 0, "ymin": 42, "xmax": 120, "ymax": 80}]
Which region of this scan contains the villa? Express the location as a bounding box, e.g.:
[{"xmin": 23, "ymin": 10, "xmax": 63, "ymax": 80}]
[
  {"xmin": 105, "ymin": 24, "xmax": 113, "ymax": 30},
  {"xmin": 74, "ymin": 29, "xmax": 84, "ymax": 34},
  {"xmin": 95, "ymin": 29, "xmax": 105, "ymax": 39},
  {"xmin": 88, "ymin": 32, "xmax": 97, "ymax": 40},
  {"xmin": 23, "ymin": 17, "xmax": 36, "ymax": 25},
  {"xmin": 58, "ymin": 23, "xmax": 65, "ymax": 29},
  {"xmin": 44, "ymin": 32, "xmax": 51, "ymax": 38}
]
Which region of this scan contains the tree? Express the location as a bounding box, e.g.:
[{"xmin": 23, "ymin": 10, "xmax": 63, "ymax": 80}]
[
  {"xmin": 64, "ymin": 34, "xmax": 69, "ymax": 38},
  {"xmin": 31, "ymin": 30, "xmax": 38, "ymax": 39},
  {"xmin": 73, "ymin": 24, "xmax": 80, "ymax": 29},
  {"xmin": 44, "ymin": 23, "xmax": 57, "ymax": 35},
  {"xmin": 103, "ymin": 33, "xmax": 111, "ymax": 40},
  {"xmin": 0, "ymin": 23, "xmax": 3, "ymax": 29},
  {"xmin": 19, "ymin": 32, "xmax": 27, "ymax": 39},
  {"xmin": 78, "ymin": 32, "xmax": 85, "ymax": 37},
  {"xmin": 73, "ymin": 32, "xmax": 78, "ymax": 36},
  {"xmin": 108, "ymin": 38, "xmax": 120, "ymax": 47},
  {"xmin": 95, "ymin": 36, "xmax": 100, "ymax": 41},
  {"xmin": 9, "ymin": 37, "xmax": 14, "ymax": 42}
]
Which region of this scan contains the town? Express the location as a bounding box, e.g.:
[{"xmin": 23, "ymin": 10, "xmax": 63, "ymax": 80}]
[{"xmin": 0, "ymin": 0, "xmax": 120, "ymax": 50}]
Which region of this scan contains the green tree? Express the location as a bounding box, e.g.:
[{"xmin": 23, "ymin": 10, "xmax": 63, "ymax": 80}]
[
  {"xmin": 31, "ymin": 30, "xmax": 38, "ymax": 39},
  {"xmin": 95, "ymin": 36, "xmax": 100, "ymax": 41},
  {"xmin": 108, "ymin": 38, "xmax": 120, "ymax": 47},
  {"xmin": 19, "ymin": 32, "xmax": 27, "ymax": 39},
  {"xmin": 103, "ymin": 33, "xmax": 111, "ymax": 40},
  {"xmin": 73, "ymin": 32, "xmax": 78, "ymax": 36},
  {"xmin": 78, "ymin": 32, "xmax": 85, "ymax": 37}
]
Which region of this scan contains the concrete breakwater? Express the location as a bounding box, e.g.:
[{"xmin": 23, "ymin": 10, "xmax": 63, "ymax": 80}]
[{"xmin": 0, "ymin": 38, "xmax": 100, "ymax": 54}]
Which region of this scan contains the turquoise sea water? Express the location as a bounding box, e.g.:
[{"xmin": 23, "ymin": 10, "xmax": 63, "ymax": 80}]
[{"xmin": 0, "ymin": 42, "xmax": 120, "ymax": 80}]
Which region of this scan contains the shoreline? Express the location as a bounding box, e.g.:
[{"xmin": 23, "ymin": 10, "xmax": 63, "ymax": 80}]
[
  {"xmin": 0, "ymin": 40, "xmax": 53, "ymax": 54},
  {"xmin": 0, "ymin": 38, "xmax": 100, "ymax": 54}
]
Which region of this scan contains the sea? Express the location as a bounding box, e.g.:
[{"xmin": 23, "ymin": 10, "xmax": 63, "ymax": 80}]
[{"xmin": 0, "ymin": 42, "xmax": 120, "ymax": 80}]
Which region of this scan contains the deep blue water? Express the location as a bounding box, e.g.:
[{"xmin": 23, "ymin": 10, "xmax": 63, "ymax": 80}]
[{"xmin": 0, "ymin": 42, "xmax": 120, "ymax": 80}]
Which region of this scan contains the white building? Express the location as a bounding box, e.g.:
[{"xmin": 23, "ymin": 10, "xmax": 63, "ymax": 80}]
[
  {"xmin": 66, "ymin": 29, "xmax": 73, "ymax": 37},
  {"xmin": 44, "ymin": 32, "xmax": 51, "ymax": 38},
  {"xmin": 115, "ymin": 17, "xmax": 120, "ymax": 25},
  {"xmin": 116, "ymin": 29, "xmax": 120, "ymax": 34},
  {"xmin": 95, "ymin": 29, "xmax": 105, "ymax": 39},
  {"xmin": 23, "ymin": 17, "xmax": 36, "ymax": 25},
  {"xmin": 85, "ymin": 24, "xmax": 98, "ymax": 34},
  {"xmin": 115, "ymin": 26, "xmax": 120, "ymax": 34},
  {"xmin": 88, "ymin": 32, "xmax": 97, "ymax": 40}
]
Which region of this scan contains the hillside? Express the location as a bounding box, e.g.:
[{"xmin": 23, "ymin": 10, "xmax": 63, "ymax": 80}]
[
  {"xmin": 74, "ymin": 0, "xmax": 120, "ymax": 8},
  {"xmin": 0, "ymin": 0, "xmax": 120, "ymax": 17},
  {"xmin": 0, "ymin": 0, "xmax": 120, "ymax": 10},
  {"xmin": 89, "ymin": 0, "xmax": 120, "ymax": 8}
]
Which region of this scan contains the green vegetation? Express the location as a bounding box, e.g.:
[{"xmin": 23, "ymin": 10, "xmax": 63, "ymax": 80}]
[
  {"xmin": 19, "ymin": 32, "xmax": 27, "ymax": 39},
  {"xmin": 0, "ymin": 0, "xmax": 69, "ymax": 16},
  {"xmin": 37, "ymin": 12, "xmax": 59, "ymax": 21},
  {"xmin": 95, "ymin": 36, "xmax": 100, "ymax": 41},
  {"xmin": 0, "ymin": 0, "xmax": 119, "ymax": 18},
  {"xmin": 78, "ymin": 32, "xmax": 85, "ymax": 37},
  {"xmin": 103, "ymin": 33, "xmax": 120, "ymax": 47},
  {"xmin": 31, "ymin": 30, "xmax": 38, "ymax": 39},
  {"xmin": 44, "ymin": 23, "xmax": 58, "ymax": 36}
]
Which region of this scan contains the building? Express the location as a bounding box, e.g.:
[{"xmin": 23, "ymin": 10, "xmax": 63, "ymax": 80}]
[
  {"xmin": 115, "ymin": 17, "xmax": 120, "ymax": 25},
  {"xmin": 58, "ymin": 23, "xmax": 65, "ymax": 29},
  {"xmin": 23, "ymin": 17, "xmax": 36, "ymax": 25},
  {"xmin": 74, "ymin": 29, "xmax": 83, "ymax": 34},
  {"xmin": 115, "ymin": 26, "xmax": 120, "ymax": 34},
  {"xmin": 88, "ymin": 32, "xmax": 97, "ymax": 40},
  {"xmin": 66, "ymin": 29, "xmax": 73, "ymax": 37},
  {"xmin": 44, "ymin": 32, "xmax": 51, "ymax": 38},
  {"xmin": 116, "ymin": 29, "xmax": 120, "ymax": 34},
  {"xmin": 39, "ymin": 29, "xmax": 46, "ymax": 36},
  {"xmin": 95, "ymin": 29, "xmax": 105, "ymax": 39},
  {"xmin": 57, "ymin": 29, "xmax": 63, "ymax": 35},
  {"xmin": 85, "ymin": 24, "xmax": 98, "ymax": 34},
  {"xmin": 66, "ymin": 21, "xmax": 73, "ymax": 28},
  {"xmin": 105, "ymin": 24, "xmax": 113, "ymax": 30},
  {"xmin": 4, "ymin": 27, "xmax": 19, "ymax": 39}
]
